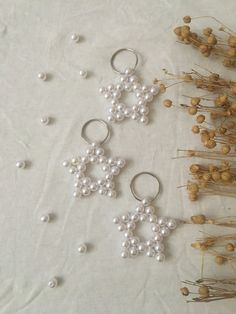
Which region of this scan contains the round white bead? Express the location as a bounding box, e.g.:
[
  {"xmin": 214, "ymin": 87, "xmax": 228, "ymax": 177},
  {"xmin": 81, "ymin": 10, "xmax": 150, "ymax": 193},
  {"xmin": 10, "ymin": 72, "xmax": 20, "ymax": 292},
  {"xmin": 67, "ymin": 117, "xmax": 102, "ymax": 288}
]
[
  {"xmin": 40, "ymin": 214, "xmax": 50, "ymax": 223},
  {"xmin": 40, "ymin": 116, "xmax": 50, "ymax": 125},
  {"xmin": 160, "ymin": 227, "xmax": 170, "ymax": 237},
  {"xmin": 78, "ymin": 243, "xmax": 87, "ymax": 254},
  {"xmin": 142, "ymin": 197, "xmax": 152, "ymax": 207},
  {"xmin": 121, "ymin": 250, "xmax": 129, "ymax": 258},
  {"xmin": 48, "ymin": 278, "xmax": 58, "ymax": 288},
  {"xmin": 113, "ymin": 217, "xmax": 119, "ymax": 224},
  {"xmin": 79, "ymin": 70, "xmax": 87, "ymax": 79},
  {"xmin": 71, "ymin": 33, "xmax": 80, "ymax": 42},
  {"xmin": 167, "ymin": 218, "xmax": 177, "ymax": 230},
  {"xmin": 156, "ymin": 252, "xmax": 165, "ymax": 262},
  {"xmin": 62, "ymin": 160, "xmax": 69, "ymax": 167},
  {"xmin": 146, "ymin": 248, "xmax": 155, "ymax": 257},
  {"xmin": 37, "ymin": 72, "xmax": 47, "ymax": 81},
  {"xmin": 16, "ymin": 160, "xmax": 26, "ymax": 169},
  {"xmin": 154, "ymin": 243, "xmax": 164, "ymax": 252}
]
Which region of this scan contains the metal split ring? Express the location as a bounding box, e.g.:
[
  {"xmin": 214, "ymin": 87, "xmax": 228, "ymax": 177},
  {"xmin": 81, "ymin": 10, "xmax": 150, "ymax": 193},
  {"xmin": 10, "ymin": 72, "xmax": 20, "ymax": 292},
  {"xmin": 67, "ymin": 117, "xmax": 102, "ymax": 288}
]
[
  {"xmin": 81, "ymin": 119, "xmax": 110, "ymax": 145},
  {"xmin": 110, "ymin": 48, "xmax": 139, "ymax": 75}
]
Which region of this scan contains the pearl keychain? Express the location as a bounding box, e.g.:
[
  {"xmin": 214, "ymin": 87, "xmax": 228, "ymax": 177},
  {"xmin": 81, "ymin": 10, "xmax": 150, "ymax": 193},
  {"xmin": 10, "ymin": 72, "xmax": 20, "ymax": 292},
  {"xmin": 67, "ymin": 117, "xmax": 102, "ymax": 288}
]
[
  {"xmin": 99, "ymin": 48, "xmax": 159, "ymax": 124},
  {"xmin": 113, "ymin": 172, "xmax": 177, "ymax": 261},
  {"xmin": 63, "ymin": 119, "xmax": 126, "ymax": 198}
]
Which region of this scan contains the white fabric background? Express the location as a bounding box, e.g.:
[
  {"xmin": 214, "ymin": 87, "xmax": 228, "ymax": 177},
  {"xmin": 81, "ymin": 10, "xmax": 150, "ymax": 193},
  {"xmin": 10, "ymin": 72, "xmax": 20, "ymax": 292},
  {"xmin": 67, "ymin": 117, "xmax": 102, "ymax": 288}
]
[{"xmin": 0, "ymin": 0, "xmax": 236, "ymax": 313}]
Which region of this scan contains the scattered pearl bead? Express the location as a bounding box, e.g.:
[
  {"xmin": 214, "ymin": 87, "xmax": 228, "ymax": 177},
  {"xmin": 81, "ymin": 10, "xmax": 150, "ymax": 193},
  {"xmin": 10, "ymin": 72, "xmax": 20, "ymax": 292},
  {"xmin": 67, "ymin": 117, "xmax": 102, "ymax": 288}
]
[
  {"xmin": 62, "ymin": 160, "xmax": 69, "ymax": 167},
  {"xmin": 79, "ymin": 70, "xmax": 87, "ymax": 79},
  {"xmin": 40, "ymin": 214, "xmax": 50, "ymax": 223},
  {"xmin": 37, "ymin": 72, "xmax": 47, "ymax": 81},
  {"xmin": 71, "ymin": 33, "xmax": 80, "ymax": 42},
  {"xmin": 48, "ymin": 278, "xmax": 58, "ymax": 288},
  {"xmin": 40, "ymin": 116, "xmax": 50, "ymax": 125},
  {"xmin": 78, "ymin": 243, "xmax": 87, "ymax": 254},
  {"xmin": 16, "ymin": 160, "xmax": 26, "ymax": 169}
]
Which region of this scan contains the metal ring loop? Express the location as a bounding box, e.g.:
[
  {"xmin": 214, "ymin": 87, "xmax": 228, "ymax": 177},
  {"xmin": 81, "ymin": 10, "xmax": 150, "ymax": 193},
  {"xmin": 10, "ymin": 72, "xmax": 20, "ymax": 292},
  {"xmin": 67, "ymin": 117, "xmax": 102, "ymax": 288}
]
[
  {"xmin": 81, "ymin": 119, "xmax": 110, "ymax": 145},
  {"xmin": 130, "ymin": 172, "xmax": 160, "ymax": 202},
  {"xmin": 110, "ymin": 48, "xmax": 139, "ymax": 75}
]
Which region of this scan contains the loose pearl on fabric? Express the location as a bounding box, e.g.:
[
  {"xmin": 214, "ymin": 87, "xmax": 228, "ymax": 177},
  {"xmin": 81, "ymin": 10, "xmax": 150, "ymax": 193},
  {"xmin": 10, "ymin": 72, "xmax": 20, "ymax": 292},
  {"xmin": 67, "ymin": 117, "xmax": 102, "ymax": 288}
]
[
  {"xmin": 37, "ymin": 72, "xmax": 47, "ymax": 81},
  {"xmin": 71, "ymin": 33, "xmax": 80, "ymax": 42},
  {"xmin": 62, "ymin": 160, "xmax": 69, "ymax": 167},
  {"xmin": 48, "ymin": 278, "xmax": 58, "ymax": 288},
  {"xmin": 79, "ymin": 70, "xmax": 87, "ymax": 79},
  {"xmin": 16, "ymin": 160, "xmax": 26, "ymax": 169},
  {"xmin": 78, "ymin": 243, "xmax": 87, "ymax": 254},
  {"xmin": 40, "ymin": 214, "xmax": 50, "ymax": 223},
  {"xmin": 40, "ymin": 116, "xmax": 50, "ymax": 125}
]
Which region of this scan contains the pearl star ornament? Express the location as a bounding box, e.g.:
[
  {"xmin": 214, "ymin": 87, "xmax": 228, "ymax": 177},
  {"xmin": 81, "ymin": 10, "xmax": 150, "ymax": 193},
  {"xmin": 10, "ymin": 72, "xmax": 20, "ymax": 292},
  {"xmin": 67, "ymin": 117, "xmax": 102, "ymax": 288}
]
[
  {"xmin": 114, "ymin": 200, "xmax": 177, "ymax": 261},
  {"xmin": 100, "ymin": 68, "xmax": 159, "ymax": 124},
  {"xmin": 63, "ymin": 142, "xmax": 125, "ymax": 198}
]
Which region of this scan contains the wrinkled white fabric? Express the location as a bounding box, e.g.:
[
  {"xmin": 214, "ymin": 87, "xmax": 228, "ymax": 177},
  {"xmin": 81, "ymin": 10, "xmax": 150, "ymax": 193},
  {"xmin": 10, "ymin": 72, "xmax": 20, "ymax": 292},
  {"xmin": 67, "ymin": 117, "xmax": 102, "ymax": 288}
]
[{"xmin": 0, "ymin": 0, "xmax": 235, "ymax": 313}]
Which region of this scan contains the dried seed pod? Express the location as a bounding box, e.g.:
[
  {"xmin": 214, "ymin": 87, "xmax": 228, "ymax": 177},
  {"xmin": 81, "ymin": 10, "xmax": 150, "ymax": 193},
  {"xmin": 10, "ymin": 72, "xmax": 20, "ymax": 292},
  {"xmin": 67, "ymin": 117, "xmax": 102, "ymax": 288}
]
[
  {"xmin": 191, "ymin": 97, "xmax": 201, "ymax": 106},
  {"xmin": 190, "ymin": 164, "xmax": 200, "ymax": 173},
  {"xmin": 226, "ymin": 242, "xmax": 235, "ymax": 252},
  {"xmin": 221, "ymin": 171, "xmax": 231, "ymax": 182},
  {"xmin": 198, "ymin": 286, "xmax": 209, "ymax": 297},
  {"xmin": 215, "ymin": 255, "xmax": 226, "ymax": 265},
  {"xmin": 163, "ymin": 99, "xmax": 172, "ymax": 108},
  {"xmin": 191, "ymin": 214, "xmax": 206, "ymax": 224},
  {"xmin": 180, "ymin": 287, "xmax": 189, "ymax": 296},
  {"xmin": 203, "ymin": 27, "xmax": 212, "ymax": 36},
  {"xmin": 183, "ymin": 16, "xmax": 191, "ymax": 23},
  {"xmin": 192, "ymin": 125, "xmax": 200, "ymax": 133},
  {"xmin": 221, "ymin": 144, "xmax": 231, "ymax": 155},
  {"xmin": 188, "ymin": 106, "xmax": 198, "ymax": 115},
  {"xmin": 196, "ymin": 114, "xmax": 205, "ymax": 123}
]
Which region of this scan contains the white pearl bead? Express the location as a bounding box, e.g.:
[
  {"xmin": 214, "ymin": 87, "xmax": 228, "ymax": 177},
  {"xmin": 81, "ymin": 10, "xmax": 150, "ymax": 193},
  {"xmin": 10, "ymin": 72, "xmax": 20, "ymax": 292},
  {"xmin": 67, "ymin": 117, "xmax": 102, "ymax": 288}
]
[
  {"xmin": 81, "ymin": 156, "xmax": 89, "ymax": 163},
  {"xmin": 62, "ymin": 160, "xmax": 69, "ymax": 167},
  {"xmin": 156, "ymin": 252, "xmax": 165, "ymax": 262},
  {"xmin": 140, "ymin": 116, "xmax": 148, "ymax": 124},
  {"xmin": 48, "ymin": 278, "xmax": 58, "ymax": 288},
  {"xmin": 113, "ymin": 217, "xmax": 119, "ymax": 224},
  {"xmin": 82, "ymin": 187, "xmax": 90, "ymax": 196},
  {"xmin": 102, "ymin": 164, "xmax": 110, "ymax": 172},
  {"xmin": 130, "ymin": 213, "xmax": 139, "ymax": 222},
  {"xmin": 107, "ymin": 190, "xmax": 116, "ymax": 198},
  {"xmin": 146, "ymin": 249, "xmax": 155, "ymax": 257},
  {"xmin": 121, "ymin": 250, "xmax": 129, "ymax": 258},
  {"xmin": 71, "ymin": 33, "xmax": 80, "ymax": 42},
  {"xmin": 99, "ymin": 87, "xmax": 106, "ymax": 94},
  {"xmin": 154, "ymin": 243, "xmax": 164, "ymax": 252},
  {"xmin": 124, "ymin": 231, "xmax": 133, "ymax": 238},
  {"xmin": 145, "ymin": 206, "xmax": 155, "ymax": 215},
  {"xmin": 138, "ymin": 243, "xmax": 146, "ymax": 252},
  {"xmin": 130, "ymin": 247, "xmax": 138, "ymax": 256},
  {"xmin": 146, "ymin": 240, "xmax": 154, "ymax": 247},
  {"xmin": 150, "ymin": 86, "xmax": 159, "ymax": 95},
  {"xmin": 73, "ymin": 191, "xmax": 80, "ymax": 198},
  {"xmin": 152, "ymin": 224, "xmax": 160, "ymax": 233},
  {"xmin": 40, "ymin": 116, "xmax": 50, "ymax": 125},
  {"xmin": 79, "ymin": 70, "xmax": 87, "ymax": 79},
  {"xmin": 135, "ymin": 205, "xmax": 144, "ymax": 213},
  {"xmin": 111, "ymin": 166, "xmax": 120, "ymax": 175},
  {"xmin": 130, "ymin": 237, "xmax": 139, "ymax": 246},
  {"xmin": 107, "ymin": 115, "xmax": 115, "ymax": 122},
  {"xmin": 127, "ymin": 222, "xmax": 135, "ymax": 230},
  {"xmin": 40, "ymin": 214, "xmax": 50, "ymax": 223},
  {"xmin": 90, "ymin": 182, "xmax": 98, "ymax": 191},
  {"xmin": 142, "ymin": 198, "xmax": 152, "ymax": 207},
  {"xmin": 124, "ymin": 108, "xmax": 131, "ymax": 117},
  {"xmin": 153, "ymin": 234, "xmax": 163, "ymax": 242},
  {"xmin": 38, "ymin": 72, "xmax": 47, "ymax": 81},
  {"xmin": 167, "ymin": 218, "xmax": 177, "ymax": 230},
  {"xmin": 78, "ymin": 243, "xmax": 87, "ymax": 254},
  {"xmin": 16, "ymin": 160, "xmax": 26, "ymax": 169},
  {"xmin": 158, "ymin": 217, "xmax": 168, "ymax": 226},
  {"xmin": 145, "ymin": 93, "xmax": 153, "ymax": 102},
  {"xmin": 160, "ymin": 227, "xmax": 170, "ymax": 237},
  {"xmin": 118, "ymin": 224, "xmax": 125, "ymax": 232},
  {"xmin": 122, "ymin": 240, "xmax": 130, "ymax": 248},
  {"xmin": 139, "ymin": 214, "xmax": 147, "ymax": 222},
  {"xmin": 116, "ymin": 158, "xmax": 125, "ymax": 168},
  {"xmin": 125, "ymin": 68, "xmax": 133, "ymax": 75},
  {"xmin": 149, "ymin": 215, "xmax": 157, "ymax": 223}
]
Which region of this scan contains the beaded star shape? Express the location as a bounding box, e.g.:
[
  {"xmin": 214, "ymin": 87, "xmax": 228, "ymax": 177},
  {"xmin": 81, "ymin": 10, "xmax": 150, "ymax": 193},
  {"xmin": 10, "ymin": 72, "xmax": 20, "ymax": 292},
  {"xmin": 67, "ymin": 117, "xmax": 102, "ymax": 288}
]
[
  {"xmin": 113, "ymin": 199, "xmax": 177, "ymax": 261},
  {"xmin": 63, "ymin": 143, "xmax": 125, "ymax": 198},
  {"xmin": 99, "ymin": 68, "xmax": 159, "ymax": 124}
]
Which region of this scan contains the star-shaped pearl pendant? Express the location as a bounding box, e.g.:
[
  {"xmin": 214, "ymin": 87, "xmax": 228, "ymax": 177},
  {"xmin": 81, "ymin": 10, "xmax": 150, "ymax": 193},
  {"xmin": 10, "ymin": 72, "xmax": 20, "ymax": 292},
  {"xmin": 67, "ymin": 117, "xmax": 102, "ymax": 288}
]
[
  {"xmin": 113, "ymin": 198, "xmax": 177, "ymax": 261},
  {"xmin": 63, "ymin": 142, "xmax": 125, "ymax": 198},
  {"xmin": 99, "ymin": 68, "xmax": 159, "ymax": 124}
]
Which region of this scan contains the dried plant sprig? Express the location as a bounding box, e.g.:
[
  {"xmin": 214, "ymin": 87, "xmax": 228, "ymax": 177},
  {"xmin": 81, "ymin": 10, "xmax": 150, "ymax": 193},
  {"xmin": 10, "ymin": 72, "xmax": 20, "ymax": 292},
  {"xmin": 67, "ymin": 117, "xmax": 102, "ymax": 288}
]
[
  {"xmin": 183, "ymin": 214, "xmax": 236, "ymax": 227},
  {"xmin": 175, "ymin": 149, "xmax": 236, "ymax": 162},
  {"xmin": 173, "ymin": 16, "xmax": 236, "ymax": 68},
  {"xmin": 180, "ymin": 277, "xmax": 236, "ymax": 302},
  {"xmin": 157, "ymin": 66, "xmax": 236, "ymax": 96},
  {"xmin": 191, "ymin": 233, "xmax": 236, "ymax": 267}
]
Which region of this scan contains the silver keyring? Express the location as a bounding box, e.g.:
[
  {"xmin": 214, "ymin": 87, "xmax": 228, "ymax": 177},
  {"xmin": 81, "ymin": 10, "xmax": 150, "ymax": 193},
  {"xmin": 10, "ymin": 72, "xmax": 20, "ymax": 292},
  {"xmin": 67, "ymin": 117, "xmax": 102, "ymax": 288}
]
[
  {"xmin": 81, "ymin": 119, "xmax": 110, "ymax": 145},
  {"xmin": 130, "ymin": 172, "xmax": 160, "ymax": 202},
  {"xmin": 110, "ymin": 48, "xmax": 139, "ymax": 75}
]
